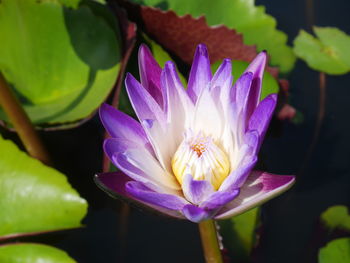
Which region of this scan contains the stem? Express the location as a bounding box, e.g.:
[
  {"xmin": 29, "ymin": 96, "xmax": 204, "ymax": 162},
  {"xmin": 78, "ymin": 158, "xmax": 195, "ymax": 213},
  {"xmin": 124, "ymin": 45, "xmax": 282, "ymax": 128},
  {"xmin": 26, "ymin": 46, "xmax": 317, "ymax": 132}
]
[
  {"xmin": 299, "ymin": 72, "xmax": 326, "ymax": 176},
  {"xmin": 198, "ymin": 220, "xmax": 223, "ymax": 263},
  {"xmin": 305, "ymin": 0, "xmax": 315, "ymax": 31},
  {"xmin": 102, "ymin": 4, "xmax": 137, "ymax": 262},
  {"xmin": 313, "ymin": 72, "xmax": 326, "ymax": 145},
  {"xmin": 0, "ymin": 73, "xmax": 52, "ymax": 165}
]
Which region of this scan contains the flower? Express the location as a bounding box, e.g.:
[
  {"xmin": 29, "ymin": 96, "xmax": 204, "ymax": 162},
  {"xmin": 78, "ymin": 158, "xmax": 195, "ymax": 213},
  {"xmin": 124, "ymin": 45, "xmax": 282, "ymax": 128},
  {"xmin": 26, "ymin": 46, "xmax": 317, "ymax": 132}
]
[{"xmin": 96, "ymin": 44, "xmax": 295, "ymax": 223}]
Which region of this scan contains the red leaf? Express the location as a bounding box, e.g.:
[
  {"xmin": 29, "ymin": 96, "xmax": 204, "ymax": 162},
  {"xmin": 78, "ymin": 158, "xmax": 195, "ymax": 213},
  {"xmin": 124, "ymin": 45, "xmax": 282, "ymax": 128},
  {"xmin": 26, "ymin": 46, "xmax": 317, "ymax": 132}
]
[{"xmin": 115, "ymin": 0, "xmax": 278, "ymax": 76}]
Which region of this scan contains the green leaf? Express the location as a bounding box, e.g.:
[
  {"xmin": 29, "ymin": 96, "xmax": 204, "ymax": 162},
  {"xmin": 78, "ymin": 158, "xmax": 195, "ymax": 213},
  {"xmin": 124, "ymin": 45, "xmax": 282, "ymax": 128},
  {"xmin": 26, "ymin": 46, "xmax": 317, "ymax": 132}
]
[
  {"xmin": 0, "ymin": 243, "xmax": 76, "ymax": 263},
  {"xmin": 136, "ymin": 0, "xmax": 295, "ymax": 73},
  {"xmin": 0, "ymin": 0, "xmax": 121, "ymax": 126},
  {"xmin": 293, "ymin": 27, "xmax": 350, "ymax": 75},
  {"xmin": 211, "ymin": 60, "xmax": 279, "ymax": 101},
  {"xmin": 0, "ymin": 135, "xmax": 87, "ymax": 239},
  {"xmin": 219, "ymin": 208, "xmax": 259, "ymax": 261},
  {"xmin": 318, "ymin": 238, "xmax": 350, "ymax": 263},
  {"xmin": 314, "ymin": 27, "xmax": 350, "ymax": 69},
  {"xmin": 321, "ymin": 205, "xmax": 350, "ymax": 232}
]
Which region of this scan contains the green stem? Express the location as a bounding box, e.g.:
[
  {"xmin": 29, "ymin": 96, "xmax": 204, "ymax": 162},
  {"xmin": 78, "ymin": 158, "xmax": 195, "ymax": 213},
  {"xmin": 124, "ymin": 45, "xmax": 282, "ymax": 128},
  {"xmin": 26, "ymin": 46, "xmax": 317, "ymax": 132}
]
[
  {"xmin": 0, "ymin": 73, "xmax": 52, "ymax": 165},
  {"xmin": 198, "ymin": 219, "xmax": 223, "ymax": 263}
]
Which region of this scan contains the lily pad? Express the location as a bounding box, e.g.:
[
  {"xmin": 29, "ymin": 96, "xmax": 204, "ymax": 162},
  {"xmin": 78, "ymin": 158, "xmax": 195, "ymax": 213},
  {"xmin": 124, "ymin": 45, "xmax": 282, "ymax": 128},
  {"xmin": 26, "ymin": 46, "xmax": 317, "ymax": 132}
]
[
  {"xmin": 132, "ymin": 0, "xmax": 295, "ymax": 73},
  {"xmin": 0, "ymin": 243, "xmax": 76, "ymax": 263},
  {"xmin": 219, "ymin": 208, "xmax": 259, "ymax": 261},
  {"xmin": 211, "ymin": 60, "xmax": 279, "ymax": 101},
  {"xmin": 318, "ymin": 238, "xmax": 350, "ymax": 263},
  {"xmin": 0, "ymin": 0, "xmax": 121, "ymax": 126},
  {"xmin": 0, "ymin": 135, "xmax": 87, "ymax": 240},
  {"xmin": 293, "ymin": 27, "xmax": 350, "ymax": 75},
  {"xmin": 321, "ymin": 205, "xmax": 350, "ymax": 232}
]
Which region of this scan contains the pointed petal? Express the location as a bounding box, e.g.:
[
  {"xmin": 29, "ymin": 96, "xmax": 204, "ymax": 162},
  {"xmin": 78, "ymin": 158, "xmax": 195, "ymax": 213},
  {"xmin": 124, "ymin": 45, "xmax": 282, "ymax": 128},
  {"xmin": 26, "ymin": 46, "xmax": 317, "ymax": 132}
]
[
  {"xmin": 215, "ymin": 171, "xmax": 295, "ymax": 219},
  {"xmin": 234, "ymin": 72, "xmax": 253, "ymax": 111},
  {"xmin": 95, "ymin": 172, "xmax": 185, "ymax": 219},
  {"xmin": 220, "ymin": 130, "xmax": 259, "ymax": 190},
  {"xmin": 125, "ymin": 73, "xmax": 170, "ymax": 170},
  {"xmin": 248, "ymin": 93, "xmax": 277, "ymax": 140},
  {"xmin": 245, "ymin": 51, "xmax": 267, "ymax": 82},
  {"xmin": 244, "ymin": 51, "xmax": 267, "ymax": 119},
  {"xmin": 104, "ymin": 138, "xmax": 180, "ymax": 192},
  {"xmin": 230, "ymin": 72, "xmax": 253, "ymax": 141},
  {"xmin": 187, "ymin": 44, "xmax": 212, "ymax": 103},
  {"xmin": 138, "ymin": 44, "xmax": 163, "ymax": 106},
  {"xmin": 201, "ymin": 188, "xmax": 240, "ymax": 211},
  {"xmin": 182, "ymin": 174, "xmax": 214, "ymax": 205},
  {"xmin": 210, "ymin": 58, "xmax": 233, "ymax": 112},
  {"xmin": 211, "ymin": 59, "xmax": 232, "ymax": 89},
  {"xmin": 162, "ymin": 61, "xmax": 194, "ymax": 146},
  {"xmin": 126, "ymin": 181, "xmax": 187, "ymax": 211},
  {"xmin": 125, "ymin": 73, "xmax": 166, "ymax": 127},
  {"xmin": 219, "ymin": 155, "xmax": 257, "ymax": 191},
  {"xmin": 99, "ymin": 103, "xmax": 152, "ymax": 153},
  {"xmin": 193, "ymin": 87, "xmax": 224, "ymax": 140},
  {"xmin": 182, "ymin": 204, "xmax": 210, "ymax": 223}
]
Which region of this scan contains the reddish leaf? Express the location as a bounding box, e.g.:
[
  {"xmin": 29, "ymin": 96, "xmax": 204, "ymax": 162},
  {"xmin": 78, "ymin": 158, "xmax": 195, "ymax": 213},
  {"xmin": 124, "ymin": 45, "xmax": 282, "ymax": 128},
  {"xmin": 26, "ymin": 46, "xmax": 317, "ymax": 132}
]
[
  {"xmin": 142, "ymin": 9, "xmax": 257, "ymax": 64},
  {"xmin": 115, "ymin": 0, "xmax": 278, "ymax": 76},
  {"xmin": 114, "ymin": 0, "xmax": 295, "ymax": 120}
]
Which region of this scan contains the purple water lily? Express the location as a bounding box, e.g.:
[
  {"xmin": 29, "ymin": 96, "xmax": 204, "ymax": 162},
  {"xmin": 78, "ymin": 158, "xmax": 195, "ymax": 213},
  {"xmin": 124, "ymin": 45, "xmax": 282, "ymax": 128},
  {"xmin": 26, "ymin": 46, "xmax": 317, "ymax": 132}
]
[{"xmin": 96, "ymin": 44, "xmax": 295, "ymax": 223}]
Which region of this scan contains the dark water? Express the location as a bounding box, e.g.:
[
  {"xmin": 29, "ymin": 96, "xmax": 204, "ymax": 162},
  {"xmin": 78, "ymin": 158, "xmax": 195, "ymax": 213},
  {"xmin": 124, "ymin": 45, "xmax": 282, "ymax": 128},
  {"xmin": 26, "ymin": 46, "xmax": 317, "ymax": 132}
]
[{"xmin": 4, "ymin": 0, "xmax": 350, "ymax": 262}]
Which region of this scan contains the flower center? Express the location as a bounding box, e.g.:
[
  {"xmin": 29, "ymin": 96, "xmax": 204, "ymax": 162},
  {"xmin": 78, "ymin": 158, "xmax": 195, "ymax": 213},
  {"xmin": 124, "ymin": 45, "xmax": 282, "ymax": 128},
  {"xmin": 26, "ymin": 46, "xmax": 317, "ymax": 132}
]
[
  {"xmin": 171, "ymin": 132, "xmax": 230, "ymax": 190},
  {"xmin": 190, "ymin": 141, "xmax": 206, "ymax": 157}
]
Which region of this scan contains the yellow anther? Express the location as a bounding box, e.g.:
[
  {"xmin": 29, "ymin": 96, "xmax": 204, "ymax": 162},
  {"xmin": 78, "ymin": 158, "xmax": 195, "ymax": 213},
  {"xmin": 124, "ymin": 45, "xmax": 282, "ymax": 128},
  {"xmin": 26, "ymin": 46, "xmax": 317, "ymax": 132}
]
[
  {"xmin": 190, "ymin": 142, "xmax": 206, "ymax": 157},
  {"xmin": 171, "ymin": 134, "xmax": 230, "ymax": 190}
]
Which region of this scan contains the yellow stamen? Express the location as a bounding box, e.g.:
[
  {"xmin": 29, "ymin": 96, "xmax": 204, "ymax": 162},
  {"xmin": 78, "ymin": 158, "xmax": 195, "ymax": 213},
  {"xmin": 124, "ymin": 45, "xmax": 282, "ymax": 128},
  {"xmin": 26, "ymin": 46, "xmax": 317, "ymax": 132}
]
[{"xmin": 171, "ymin": 134, "xmax": 230, "ymax": 190}]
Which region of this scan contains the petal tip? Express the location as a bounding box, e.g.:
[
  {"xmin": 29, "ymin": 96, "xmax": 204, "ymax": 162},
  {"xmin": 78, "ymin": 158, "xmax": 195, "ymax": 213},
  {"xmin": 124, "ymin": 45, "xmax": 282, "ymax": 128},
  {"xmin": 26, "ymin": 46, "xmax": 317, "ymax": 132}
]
[
  {"xmin": 196, "ymin": 43, "xmax": 209, "ymax": 57},
  {"xmin": 262, "ymin": 173, "xmax": 296, "ymax": 192},
  {"xmin": 125, "ymin": 72, "xmax": 133, "ymax": 80},
  {"xmin": 138, "ymin": 43, "xmax": 151, "ymax": 55},
  {"xmin": 164, "ymin": 60, "xmax": 175, "ymax": 70},
  {"xmin": 269, "ymin": 93, "xmax": 278, "ymax": 101}
]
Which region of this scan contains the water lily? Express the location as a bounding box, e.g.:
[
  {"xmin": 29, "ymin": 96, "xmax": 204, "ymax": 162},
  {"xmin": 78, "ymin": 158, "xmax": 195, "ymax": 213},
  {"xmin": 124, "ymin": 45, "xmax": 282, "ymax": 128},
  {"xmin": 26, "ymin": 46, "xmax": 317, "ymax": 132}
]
[{"xmin": 96, "ymin": 44, "xmax": 295, "ymax": 223}]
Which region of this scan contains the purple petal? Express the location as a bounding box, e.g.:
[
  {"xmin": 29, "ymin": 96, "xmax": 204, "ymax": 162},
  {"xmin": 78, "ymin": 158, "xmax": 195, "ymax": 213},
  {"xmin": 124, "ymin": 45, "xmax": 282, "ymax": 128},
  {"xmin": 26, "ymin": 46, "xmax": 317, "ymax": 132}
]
[
  {"xmin": 125, "ymin": 73, "xmax": 166, "ymax": 128},
  {"xmin": 104, "ymin": 138, "xmax": 180, "ymax": 192},
  {"xmin": 245, "ymin": 51, "xmax": 267, "ymax": 82},
  {"xmin": 125, "ymin": 73, "xmax": 171, "ymax": 169},
  {"xmin": 215, "ymin": 171, "xmax": 295, "ymax": 219},
  {"xmin": 234, "ymin": 72, "xmax": 253, "ymax": 110},
  {"xmin": 99, "ymin": 104, "xmax": 152, "ymax": 153},
  {"xmin": 219, "ymin": 155, "xmax": 258, "ymax": 191},
  {"xmin": 182, "ymin": 204, "xmax": 210, "ymax": 223},
  {"xmin": 244, "ymin": 51, "xmax": 268, "ymax": 120},
  {"xmin": 210, "ymin": 59, "xmax": 233, "ymax": 110},
  {"xmin": 211, "ymin": 59, "xmax": 232, "ymax": 89},
  {"xmin": 243, "ymin": 130, "xmax": 260, "ymax": 156},
  {"xmin": 95, "ymin": 172, "xmax": 185, "ymax": 219},
  {"xmin": 138, "ymin": 44, "xmax": 163, "ymax": 106},
  {"xmin": 187, "ymin": 44, "xmax": 212, "ymax": 103},
  {"xmin": 161, "ymin": 61, "xmax": 194, "ymax": 145},
  {"xmin": 201, "ymin": 188, "xmax": 240, "ymax": 211},
  {"xmin": 182, "ymin": 174, "xmax": 214, "ymax": 205},
  {"xmin": 126, "ymin": 181, "xmax": 187, "ymax": 211},
  {"xmin": 248, "ymin": 93, "xmax": 277, "ymax": 140}
]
